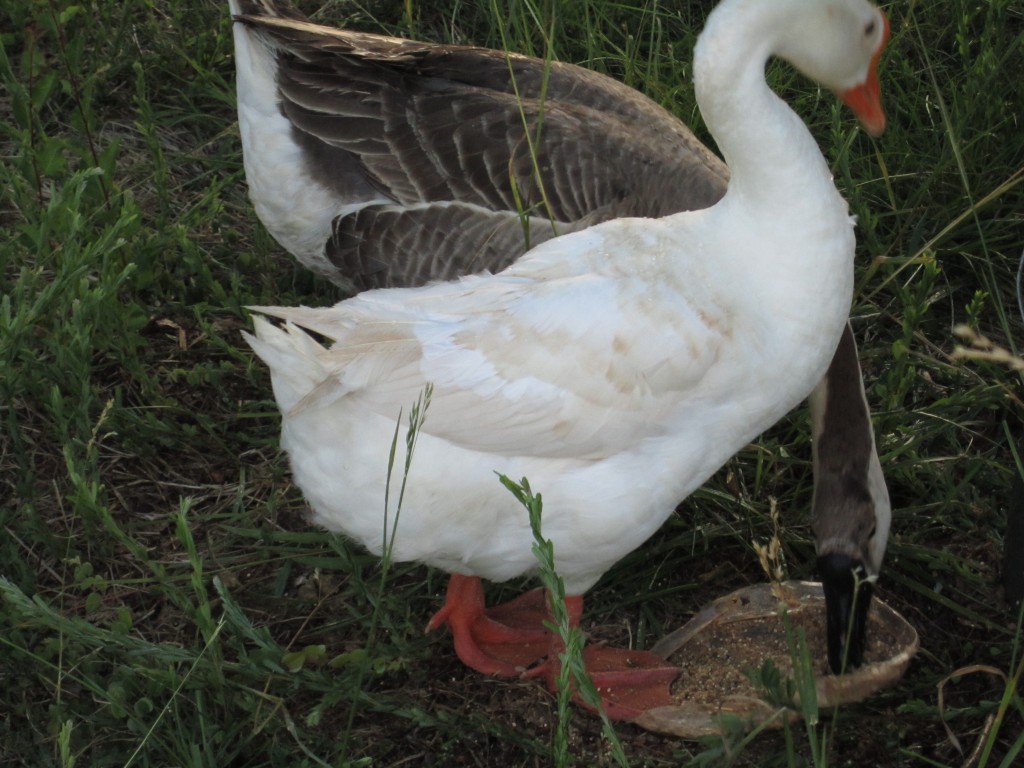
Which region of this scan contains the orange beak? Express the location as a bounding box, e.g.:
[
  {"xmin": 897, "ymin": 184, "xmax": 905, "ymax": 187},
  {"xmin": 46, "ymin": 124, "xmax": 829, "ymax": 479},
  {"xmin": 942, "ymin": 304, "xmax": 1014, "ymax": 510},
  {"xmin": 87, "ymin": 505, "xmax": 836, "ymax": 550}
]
[{"xmin": 840, "ymin": 13, "xmax": 889, "ymax": 137}]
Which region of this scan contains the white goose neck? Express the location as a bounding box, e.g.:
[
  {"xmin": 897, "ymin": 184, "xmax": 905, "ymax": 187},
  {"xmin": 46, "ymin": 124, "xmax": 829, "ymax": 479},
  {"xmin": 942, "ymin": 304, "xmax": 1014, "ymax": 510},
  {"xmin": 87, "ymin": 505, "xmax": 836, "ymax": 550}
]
[
  {"xmin": 672, "ymin": 0, "xmax": 858, "ymax": 416},
  {"xmin": 694, "ymin": 0, "xmax": 839, "ymax": 206}
]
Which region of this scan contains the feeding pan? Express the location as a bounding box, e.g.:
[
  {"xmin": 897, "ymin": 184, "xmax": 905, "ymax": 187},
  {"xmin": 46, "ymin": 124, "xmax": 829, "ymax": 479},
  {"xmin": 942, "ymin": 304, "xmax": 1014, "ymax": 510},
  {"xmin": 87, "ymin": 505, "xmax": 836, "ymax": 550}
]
[{"xmin": 634, "ymin": 581, "xmax": 918, "ymax": 738}]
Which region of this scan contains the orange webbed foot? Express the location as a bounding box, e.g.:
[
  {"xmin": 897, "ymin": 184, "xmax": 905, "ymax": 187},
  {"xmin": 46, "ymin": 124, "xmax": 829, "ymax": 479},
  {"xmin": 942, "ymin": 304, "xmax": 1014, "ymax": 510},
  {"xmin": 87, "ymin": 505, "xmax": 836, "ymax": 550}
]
[{"xmin": 426, "ymin": 574, "xmax": 553, "ymax": 674}]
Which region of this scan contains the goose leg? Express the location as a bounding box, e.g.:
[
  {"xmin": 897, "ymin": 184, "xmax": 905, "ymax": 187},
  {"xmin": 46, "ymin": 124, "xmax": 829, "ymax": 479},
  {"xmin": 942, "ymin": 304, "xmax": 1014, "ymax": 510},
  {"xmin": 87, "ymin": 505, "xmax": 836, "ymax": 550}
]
[
  {"xmin": 425, "ymin": 574, "xmax": 553, "ymax": 674},
  {"xmin": 428, "ymin": 575, "xmax": 678, "ymax": 720}
]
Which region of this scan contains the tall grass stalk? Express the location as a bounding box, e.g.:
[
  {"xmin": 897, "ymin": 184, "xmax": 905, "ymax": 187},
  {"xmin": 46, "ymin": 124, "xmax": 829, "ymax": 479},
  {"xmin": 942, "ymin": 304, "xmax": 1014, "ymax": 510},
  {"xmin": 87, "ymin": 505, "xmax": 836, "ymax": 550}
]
[
  {"xmin": 340, "ymin": 385, "xmax": 433, "ymax": 749},
  {"xmin": 500, "ymin": 475, "xmax": 630, "ymax": 768}
]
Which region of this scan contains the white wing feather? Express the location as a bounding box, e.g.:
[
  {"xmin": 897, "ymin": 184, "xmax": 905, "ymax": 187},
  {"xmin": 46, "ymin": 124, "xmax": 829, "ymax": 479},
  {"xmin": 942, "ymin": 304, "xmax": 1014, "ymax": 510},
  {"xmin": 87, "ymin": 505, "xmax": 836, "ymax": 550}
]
[{"xmin": 250, "ymin": 264, "xmax": 723, "ymax": 460}]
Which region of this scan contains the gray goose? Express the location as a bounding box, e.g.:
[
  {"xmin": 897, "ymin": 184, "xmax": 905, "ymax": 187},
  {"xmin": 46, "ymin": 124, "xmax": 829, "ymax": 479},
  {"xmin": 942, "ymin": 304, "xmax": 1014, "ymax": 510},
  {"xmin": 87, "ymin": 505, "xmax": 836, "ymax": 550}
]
[{"xmin": 230, "ymin": 0, "xmax": 892, "ymax": 690}]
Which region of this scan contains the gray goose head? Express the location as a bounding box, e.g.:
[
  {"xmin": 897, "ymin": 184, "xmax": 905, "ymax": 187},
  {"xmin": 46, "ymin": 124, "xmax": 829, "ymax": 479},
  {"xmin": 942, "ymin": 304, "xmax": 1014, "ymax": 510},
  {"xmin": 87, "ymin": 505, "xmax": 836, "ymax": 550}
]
[
  {"xmin": 230, "ymin": 0, "xmax": 891, "ymax": 674},
  {"xmin": 810, "ymin": 325, "xmax": 892, "ymax": 671}
]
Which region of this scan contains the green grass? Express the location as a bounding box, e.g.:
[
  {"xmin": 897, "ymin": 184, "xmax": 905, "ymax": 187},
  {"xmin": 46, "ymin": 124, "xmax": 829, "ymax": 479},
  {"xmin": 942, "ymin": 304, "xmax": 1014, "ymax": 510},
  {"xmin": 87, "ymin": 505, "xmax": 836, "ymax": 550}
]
[{"xmin": 1, "ymin": 0, "xmax": 1022, "ymax": 765}]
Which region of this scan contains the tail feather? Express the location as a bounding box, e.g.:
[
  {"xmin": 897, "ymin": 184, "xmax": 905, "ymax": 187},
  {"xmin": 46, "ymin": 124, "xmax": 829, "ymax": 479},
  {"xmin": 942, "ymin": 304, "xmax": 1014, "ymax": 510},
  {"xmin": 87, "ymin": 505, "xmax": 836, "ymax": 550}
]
[
  {"xmin": 247, "ymin": 304, "xmax": 358, "ymax": 342},
  {"xmin": 244, "ymin": 315, "xmax": 331, "ymax": 413}
]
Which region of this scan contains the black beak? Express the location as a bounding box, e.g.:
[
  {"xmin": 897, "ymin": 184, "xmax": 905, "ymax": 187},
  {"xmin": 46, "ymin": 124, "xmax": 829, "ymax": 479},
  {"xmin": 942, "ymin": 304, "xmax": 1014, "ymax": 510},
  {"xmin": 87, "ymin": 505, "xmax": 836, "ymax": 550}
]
[{"xmin": 818, "ymin": 553, "xmax": 874, "ymax": 674}]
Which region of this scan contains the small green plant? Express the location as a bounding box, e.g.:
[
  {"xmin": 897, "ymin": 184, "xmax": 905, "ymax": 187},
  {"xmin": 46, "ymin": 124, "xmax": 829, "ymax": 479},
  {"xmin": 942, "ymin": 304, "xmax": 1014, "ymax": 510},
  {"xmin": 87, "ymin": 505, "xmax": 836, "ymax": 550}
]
[
  {"xmin": 340, "ymin": 384, "xmax": 433, "ymax": 749},
  {"xmin": 500, "ymin": 475, "xmax": 630, "ymax": 767}
]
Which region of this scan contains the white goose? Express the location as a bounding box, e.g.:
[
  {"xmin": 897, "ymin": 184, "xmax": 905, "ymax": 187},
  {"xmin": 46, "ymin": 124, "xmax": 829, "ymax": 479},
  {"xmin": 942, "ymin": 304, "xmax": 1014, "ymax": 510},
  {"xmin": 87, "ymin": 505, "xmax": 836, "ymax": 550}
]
[{"xmin": 236, "ymin": 0, "xmax": 891, "ymax": 717}]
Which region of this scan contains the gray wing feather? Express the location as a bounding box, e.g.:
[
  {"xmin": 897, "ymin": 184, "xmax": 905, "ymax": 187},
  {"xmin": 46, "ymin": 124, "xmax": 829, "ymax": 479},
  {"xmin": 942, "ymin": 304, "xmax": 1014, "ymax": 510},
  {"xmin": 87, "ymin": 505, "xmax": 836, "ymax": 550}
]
[{"xmin": 235, "ymin": 11, "xmax": 729, "ymax": 289}]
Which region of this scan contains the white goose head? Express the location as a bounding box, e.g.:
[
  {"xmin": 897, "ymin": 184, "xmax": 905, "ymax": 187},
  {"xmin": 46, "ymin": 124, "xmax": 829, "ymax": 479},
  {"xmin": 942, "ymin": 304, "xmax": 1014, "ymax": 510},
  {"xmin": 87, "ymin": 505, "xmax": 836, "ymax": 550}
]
[
  {"xmin": 694, "ymin": 0, "xmax": 889, "ymax": 160},
  {"xmin": 776, "ymin": 0, "xmax": 889, "ymax": 135}
]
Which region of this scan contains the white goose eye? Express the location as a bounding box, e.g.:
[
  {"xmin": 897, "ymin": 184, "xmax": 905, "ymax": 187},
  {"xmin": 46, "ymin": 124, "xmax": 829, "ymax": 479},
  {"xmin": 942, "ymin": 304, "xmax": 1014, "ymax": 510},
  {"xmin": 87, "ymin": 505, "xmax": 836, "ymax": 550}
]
[{"xmin": 864, "ymin": 19, "xmax": 877, "ymax": 38}]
